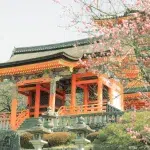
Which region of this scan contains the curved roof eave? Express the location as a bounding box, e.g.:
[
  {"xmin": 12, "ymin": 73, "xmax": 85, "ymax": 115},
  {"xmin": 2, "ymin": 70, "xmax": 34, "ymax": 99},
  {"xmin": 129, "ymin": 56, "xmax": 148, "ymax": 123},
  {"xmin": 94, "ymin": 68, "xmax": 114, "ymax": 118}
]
[{"xmin": 0, "ymin": 52, "xmax": 79, "ymax": 68}]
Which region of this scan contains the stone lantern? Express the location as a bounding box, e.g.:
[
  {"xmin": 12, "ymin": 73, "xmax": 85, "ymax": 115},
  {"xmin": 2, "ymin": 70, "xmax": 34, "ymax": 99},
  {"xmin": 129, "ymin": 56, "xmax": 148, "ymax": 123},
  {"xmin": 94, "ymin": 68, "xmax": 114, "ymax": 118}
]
[
  {"xmin": 27, "ymin": 117, "xmax": 51, "ymax": 150},
  {"xmin": 42, "ymin": 106, "xmax": 58, "ymax": 132},
  {"xmin": 68, "ymin": 116, "xmax": 95, "ymax": 150}
]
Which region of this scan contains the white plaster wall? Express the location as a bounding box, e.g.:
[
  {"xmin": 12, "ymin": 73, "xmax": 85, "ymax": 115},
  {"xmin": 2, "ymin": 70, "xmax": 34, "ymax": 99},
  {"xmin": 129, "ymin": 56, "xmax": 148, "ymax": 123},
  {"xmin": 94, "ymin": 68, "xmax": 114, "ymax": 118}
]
[{"xmin": 112, "ymin": 90, "xmax": 122, "ymax": 110}]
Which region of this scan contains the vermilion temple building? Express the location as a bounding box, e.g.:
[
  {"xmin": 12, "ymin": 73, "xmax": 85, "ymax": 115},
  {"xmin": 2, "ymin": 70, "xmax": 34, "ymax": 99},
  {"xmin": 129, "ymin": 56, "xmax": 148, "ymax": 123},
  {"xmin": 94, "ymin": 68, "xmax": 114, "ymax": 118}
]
[{"xmin": 0, "ymin": 37, "xmax": 149, "ymax": 130}]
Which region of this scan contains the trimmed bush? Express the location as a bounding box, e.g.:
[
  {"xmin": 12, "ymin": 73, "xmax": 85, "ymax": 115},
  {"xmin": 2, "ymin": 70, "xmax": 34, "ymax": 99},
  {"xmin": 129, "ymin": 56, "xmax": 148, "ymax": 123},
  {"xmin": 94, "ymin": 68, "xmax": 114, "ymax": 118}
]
[
  {"xmin": 43, "ymin": 132, "xmax": 75, "ymax": 147},
  {"xmin": 20, "ymin": 132, "xmax": 34, "ymax": 149},
  {"xmin": 86, "ymin": 132, "xmax": 99, "ymax": 142},
  {"xmin": 20, "ymin": 132, "xmax": 75, "ymax": 149}
]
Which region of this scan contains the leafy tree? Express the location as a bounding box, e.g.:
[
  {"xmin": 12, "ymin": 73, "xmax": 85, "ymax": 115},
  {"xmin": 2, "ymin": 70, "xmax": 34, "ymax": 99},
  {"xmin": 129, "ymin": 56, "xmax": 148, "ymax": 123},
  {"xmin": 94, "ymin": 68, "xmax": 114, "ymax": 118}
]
[
  {"xmin": 93, "ymin": 111, "xmax": 150, "ymax": 150},
  {"xmin": 0, "ymin": 80, "xmax": 26, "ymax": 112}
]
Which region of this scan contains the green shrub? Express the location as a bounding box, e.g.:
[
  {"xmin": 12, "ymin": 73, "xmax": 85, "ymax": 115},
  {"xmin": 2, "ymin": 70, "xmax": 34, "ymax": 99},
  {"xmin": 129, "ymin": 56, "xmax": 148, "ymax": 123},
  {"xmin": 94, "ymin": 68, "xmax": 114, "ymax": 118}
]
[
  {"xmin": 43, "ymin": 132, "xmax": 75, "ymax": 147},
  {"xmin": 93, "ymin": 111, "xmax": 150, "ymax": 150},
  {"xmin": 86, "ymin": 132, "xmax": 99, "ymax": 142},
  {"xmin": 121, "ymin": 111, "xmax": 150, "ymax": 131},
  {"xmin": 20, "ymin": 132, "xmax": 34, "ymax": 149},
  {"xmin": 20, "ymin": 132, "xmax": 75, "ymax": 148}
]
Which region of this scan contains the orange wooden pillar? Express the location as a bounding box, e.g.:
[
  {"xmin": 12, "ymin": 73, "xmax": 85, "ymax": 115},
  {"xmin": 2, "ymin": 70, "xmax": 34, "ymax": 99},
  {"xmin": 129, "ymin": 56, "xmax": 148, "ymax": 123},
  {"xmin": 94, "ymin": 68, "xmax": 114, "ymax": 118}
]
[
  {"xmin": 71, "ymin": 74, "xmax": 76, "ymax": 107},
  {"xmin": 83, "ymin": 85, "xmax": 88, "ymax": 105},
  {"xmin": 49, "ymin": 79, "xmax": 56, "ymax": 112},
  {"xmin": 97, "ymin": 77, "xmax": 103, "ymax": 111},
  {"xmin": 10, "ymin": 84, "xmax": 18, "ymax": 130},
  {"xmin": 34, "ymin": 84, "xmax": 41, "ymax": 118},
  {"xmin": 10, "ymin": 99, "xmax": 18, "ymax": 130}
]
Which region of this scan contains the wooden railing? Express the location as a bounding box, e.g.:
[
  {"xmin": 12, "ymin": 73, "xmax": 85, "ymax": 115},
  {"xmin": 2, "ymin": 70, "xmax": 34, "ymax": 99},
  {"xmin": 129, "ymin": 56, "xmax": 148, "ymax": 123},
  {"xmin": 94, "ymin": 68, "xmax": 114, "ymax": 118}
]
[
  {"xmin": 51, "ymin": 104, "xmax": 124, "ymax": 131},
  {"xmin": 30, "ymin": 105, "xmax": 48, "ymax": 109},
  {"xmin": 14, "ymin": 109, "xmax": 29, "ymax": 130},
  {"xmin": 48, "ymin": 106, "xmax": 123, "ymax": 131},
  {"xmin": 29, "ymin": 105, "xmax": 60, "ymax": 116},
  {"xmin": 0, "ymin": 109, "xmax": 29, "ymax": 130},
  {"xmin": 58, "ymin": 104, "xmax": 102, "ymax": 116},
  {"xmin": 0, "ymin": 113, "xmax": 10, "ymax": 130}
]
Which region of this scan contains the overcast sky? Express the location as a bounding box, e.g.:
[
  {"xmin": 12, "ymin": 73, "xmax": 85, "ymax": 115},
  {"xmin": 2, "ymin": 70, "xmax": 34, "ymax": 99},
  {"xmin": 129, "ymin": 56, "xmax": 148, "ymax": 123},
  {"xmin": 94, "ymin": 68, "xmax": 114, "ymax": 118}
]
[
  {"xmin": 0, "ymin": 0, "xmax": 88, "ymax": 62},
  {"xmin": 0, "ymin": 0, "xmax": 135, "ymax": 63}
]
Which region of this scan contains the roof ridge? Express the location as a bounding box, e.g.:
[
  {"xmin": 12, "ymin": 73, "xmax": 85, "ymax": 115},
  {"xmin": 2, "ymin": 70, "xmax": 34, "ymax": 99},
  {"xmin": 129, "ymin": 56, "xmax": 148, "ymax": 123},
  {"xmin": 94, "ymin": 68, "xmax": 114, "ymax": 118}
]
[{"xmin": 13, "ymin": 36, "xmax": 101, "ymax": 55}]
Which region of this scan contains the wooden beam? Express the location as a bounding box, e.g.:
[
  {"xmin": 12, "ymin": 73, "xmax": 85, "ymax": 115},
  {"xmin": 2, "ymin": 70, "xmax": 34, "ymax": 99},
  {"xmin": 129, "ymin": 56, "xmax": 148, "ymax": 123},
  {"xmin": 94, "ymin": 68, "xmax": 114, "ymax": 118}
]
[
  {"xmin": 18, "ymin": 91, "xmax": 29, "ymax": 97},
  {"xmin": 56, "ymin": 94, "xmax": 64, "ymax": 100},
  {"xmin": 18, "ymin": 87, "xmax": 36, "ymax": 92},
  {"xmin": 75, "ymin": 72, "xmax": 95, "ymax": 79},
  {"xmin": 76, "ymin": 79, "xmax": 98, "ymax": 85},
  {"xmin": 40, "ymin": 85, "xmax": 49, "ymax": 93},
  {"xmin": 76, "ymin": 84, "xmax": 86, "ymax": 89},
  {"xmin": 88, "ymin": 100, "xmax": 98, "ymax": 104},
  {"xmin": 0, "ymin": 59, "xmax": 79, "ymax": 76},
  {"xmin": 17, "ymin": 78, "xmax": 51, "ymax": 86}
]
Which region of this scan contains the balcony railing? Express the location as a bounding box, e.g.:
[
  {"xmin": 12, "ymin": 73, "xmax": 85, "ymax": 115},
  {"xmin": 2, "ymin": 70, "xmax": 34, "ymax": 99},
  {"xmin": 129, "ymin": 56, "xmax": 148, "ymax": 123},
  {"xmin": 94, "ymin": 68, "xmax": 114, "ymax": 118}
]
[
  {"xmin": 58, "ymin": 104, "xmax": 102, "ymax": 116},
  {"xmin": 49, "ymin": 105, "xmax": 123, "ymax": 131},
  {"xmin": 0, "ymin": 113, "xmax": 10, "ymax": 130},
  {"xmin": 0, "ymin": 109, "xmax": 29, "ymax": 130}
]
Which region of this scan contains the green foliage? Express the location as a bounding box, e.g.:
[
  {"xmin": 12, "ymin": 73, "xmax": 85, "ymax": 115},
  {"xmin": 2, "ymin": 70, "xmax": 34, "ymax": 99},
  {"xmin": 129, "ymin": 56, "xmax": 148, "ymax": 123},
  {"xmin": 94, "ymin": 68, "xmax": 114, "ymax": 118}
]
[
  {"xmin": 86, "ymin": 132, "xmax": 99, "ymax": 142},
  {"xmin": 20, "ymin": 132, "xmax": 34, "ymax": 149},
  {"xmin": 93, "ymin": 111, "xmax": 150, "ymax": 150},
  {"xmin": 121, "ymin": 111, "xmax": 150, "ymax": 131},
  {"xmin": 0, "ymin": 80, "xmax": 26, "ymax": 112},
  {"xmin": 43, "ymin": 132, "xmax": 75, "ymax": 147},
  {"xmin": 20, "ymin": 132, "xmax": 75, "ymax": 148}
]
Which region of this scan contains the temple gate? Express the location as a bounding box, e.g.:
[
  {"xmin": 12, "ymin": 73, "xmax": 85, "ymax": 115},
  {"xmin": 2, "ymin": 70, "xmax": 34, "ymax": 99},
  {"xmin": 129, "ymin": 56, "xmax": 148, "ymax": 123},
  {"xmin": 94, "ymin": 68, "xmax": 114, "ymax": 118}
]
[{"xmin": 0, "ymin": 37, "xmax": 148, "ymax": 130}]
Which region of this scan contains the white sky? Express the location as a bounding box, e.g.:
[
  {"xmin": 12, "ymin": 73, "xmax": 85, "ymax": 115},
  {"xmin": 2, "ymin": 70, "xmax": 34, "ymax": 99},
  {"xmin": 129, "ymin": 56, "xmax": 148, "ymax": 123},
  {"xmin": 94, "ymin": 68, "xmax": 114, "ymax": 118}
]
[
  {"xmin": 0, "ymin": 0, "xmax": 135, "ymax": 63},
  {"xmin": 0, "ymin": 0, "xmax": 87, "ymax": 62}
]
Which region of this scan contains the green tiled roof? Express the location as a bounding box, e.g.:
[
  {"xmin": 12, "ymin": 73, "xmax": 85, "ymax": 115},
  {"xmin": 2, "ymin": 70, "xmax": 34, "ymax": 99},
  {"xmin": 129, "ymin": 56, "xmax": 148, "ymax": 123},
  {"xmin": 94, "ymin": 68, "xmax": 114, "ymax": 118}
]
[
  {"xmin": 0, "ymin": 52, "xmax": 79, "ymax": 68},
  {"xmin": 13, "ymin": 37, "xmax": 101, "ymax": 55},
  {"xmin": 0, "ymin": 37, "xmax": 106, "ymax": 67}
]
